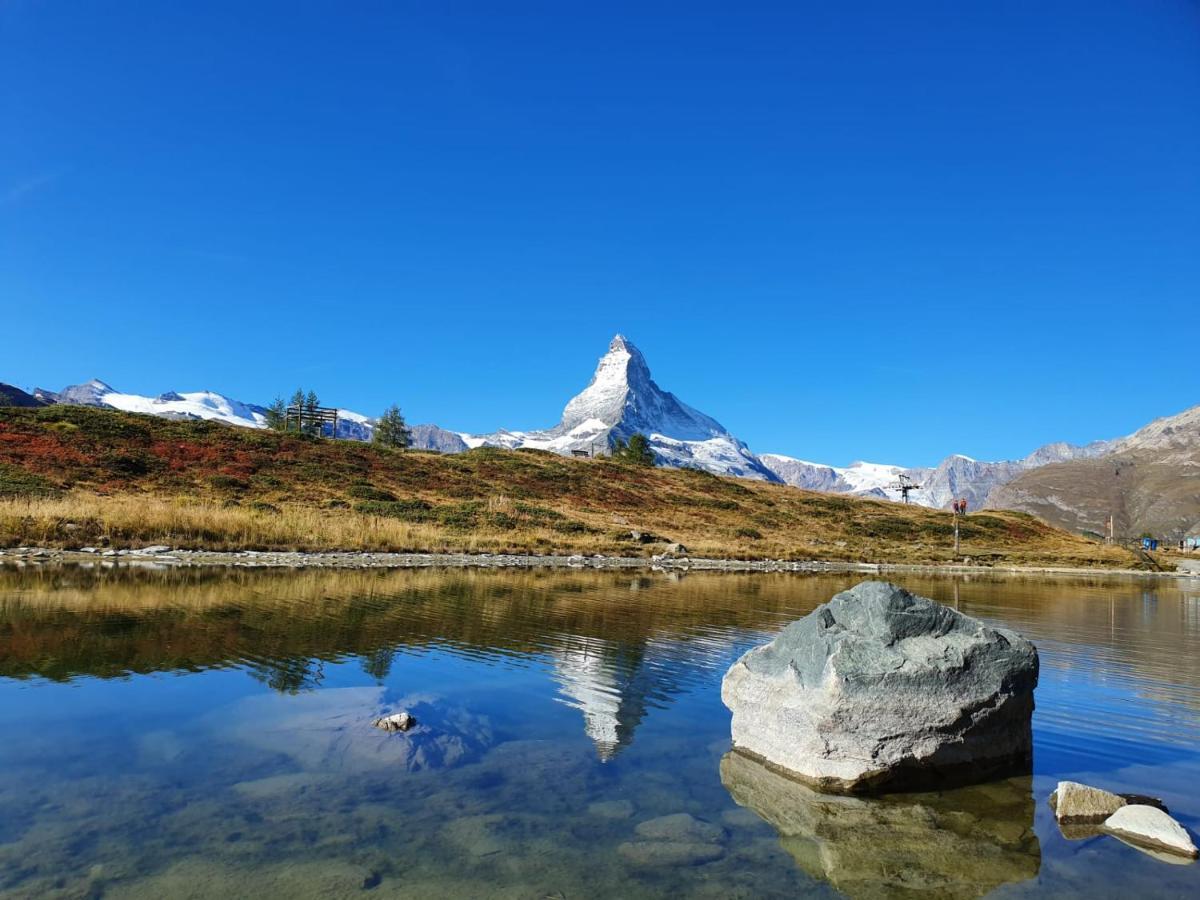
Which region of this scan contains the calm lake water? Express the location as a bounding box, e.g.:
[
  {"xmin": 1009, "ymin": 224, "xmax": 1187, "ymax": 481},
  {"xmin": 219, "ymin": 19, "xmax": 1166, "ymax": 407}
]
[{"xmin": 1, "ymin": 565, "xmax": 1199, "ymax": 899}]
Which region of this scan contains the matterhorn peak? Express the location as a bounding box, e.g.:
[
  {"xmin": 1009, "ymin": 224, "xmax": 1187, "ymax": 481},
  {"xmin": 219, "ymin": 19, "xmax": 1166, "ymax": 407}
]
[{"xmin": 465, "ymin": 335, "xmax": 780, "ymax": 481}]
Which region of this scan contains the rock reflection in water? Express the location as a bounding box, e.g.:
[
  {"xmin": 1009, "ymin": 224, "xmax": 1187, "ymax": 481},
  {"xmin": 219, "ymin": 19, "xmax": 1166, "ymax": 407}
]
[{"xmin": 720, "ymin": 750, "xmax": 1041, "ymax": 899}]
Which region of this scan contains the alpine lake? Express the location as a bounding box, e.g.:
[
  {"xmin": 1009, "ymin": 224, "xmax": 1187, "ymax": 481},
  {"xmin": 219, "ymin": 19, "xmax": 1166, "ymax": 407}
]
[{"xmin": 1, "ymin": 564, "xmax": 1199, "ymax": 899}]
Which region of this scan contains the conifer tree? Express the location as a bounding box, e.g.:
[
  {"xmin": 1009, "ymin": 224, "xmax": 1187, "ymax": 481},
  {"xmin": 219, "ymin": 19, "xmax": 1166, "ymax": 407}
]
[
  {"xmin": 265, "ymin": 397, "xmax": 286, "ymax": 431},
  {"xmin": 373, "ymin": 404, "xmax": 411, "ymax": 449},
  {"xmin": 611, "ymin": 432, "xmax": 656, "ymax": 466}
]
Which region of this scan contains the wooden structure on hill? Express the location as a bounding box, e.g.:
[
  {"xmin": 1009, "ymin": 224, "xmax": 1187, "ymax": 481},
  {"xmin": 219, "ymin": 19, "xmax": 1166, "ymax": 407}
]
[{"xmin": 285, "ymin": 404, "xmax": 339, "ymax": 437}]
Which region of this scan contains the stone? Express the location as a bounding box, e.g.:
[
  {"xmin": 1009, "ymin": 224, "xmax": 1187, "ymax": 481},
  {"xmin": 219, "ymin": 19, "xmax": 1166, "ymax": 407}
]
[
  {"xmin": 1102, "ymin": 805, "xmax": 1198, "ymax": 861},
  {"xmin": 137, "ymin": 544, "xmax": 172, "ymax": 554},
  {"xmin": 617, "ymin": 813, "xmax": 727, "ymax": 867},
  {"xmin": 372, "ymin": 711, "xmax": 416, "ymax": 732},
  {"xmin": 720, "ymin": 750, "xmax": 1041, "ymax": 898},
  {"xmin": 721, "ymin": 581, "xmax": 1039, "ymax": 793},
  {"xmin": 660, "ymin": 542, "xmax": 687, "ymax": 557},
  {"xmin": 1049, "ymin": 781, "xmax": 1126, "ymax": 823},
  {"xmin": 634, "ymin": 813, "xmax": 725, "ymax": 844}
]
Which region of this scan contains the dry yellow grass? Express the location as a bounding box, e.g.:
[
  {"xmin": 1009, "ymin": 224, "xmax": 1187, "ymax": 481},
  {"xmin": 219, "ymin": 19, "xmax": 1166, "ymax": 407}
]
[{"xmin": 0, "ymin": 487, "xmax": 1140, "ymax": 570}]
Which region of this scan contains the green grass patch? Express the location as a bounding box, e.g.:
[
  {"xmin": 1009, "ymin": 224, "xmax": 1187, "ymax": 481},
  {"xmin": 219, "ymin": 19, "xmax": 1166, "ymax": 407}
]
[{"xmin": 0, "ymin": 463, "xmax": 59, "ymax": 498}]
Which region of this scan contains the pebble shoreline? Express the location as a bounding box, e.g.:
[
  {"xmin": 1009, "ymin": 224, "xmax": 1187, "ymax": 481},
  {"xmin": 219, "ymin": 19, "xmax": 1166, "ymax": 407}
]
[{"xmin": 0, "ymin": 545, "xmax": 1192, "ymax": 579}]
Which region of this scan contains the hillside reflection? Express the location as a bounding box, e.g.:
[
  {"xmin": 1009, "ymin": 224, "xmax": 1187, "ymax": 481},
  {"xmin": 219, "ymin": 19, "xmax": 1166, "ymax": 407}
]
[{"xmin": 2, "ymin": 565, "xmax": 1200, "ymax": 762}]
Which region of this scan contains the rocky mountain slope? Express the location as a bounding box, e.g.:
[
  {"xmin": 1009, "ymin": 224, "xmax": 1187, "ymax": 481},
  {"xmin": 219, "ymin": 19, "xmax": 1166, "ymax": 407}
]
[
  {"xmin": 761, "ymin": 441, "xmax": 1109, "ymax": 511},
  {"xmin": 409, "ymin": 424, "xmax": 469, "ymax": 453},
  {"xmin": 990, "ymin": 403, "xmax": 1200, "ymax": 540},
  {"xmin": 0, "ymin": 383, "xmax": 47, "ymax": 408},
  {"xmin": 465, "ymin": 335, "xmax": 779, "ymax": 481}
]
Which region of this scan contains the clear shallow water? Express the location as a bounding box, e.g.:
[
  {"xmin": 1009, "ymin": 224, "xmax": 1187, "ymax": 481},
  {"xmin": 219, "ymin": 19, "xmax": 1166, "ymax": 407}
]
[{"xmin": 0, "ymin": 566, "xmax": 1198, "ymax": 899}]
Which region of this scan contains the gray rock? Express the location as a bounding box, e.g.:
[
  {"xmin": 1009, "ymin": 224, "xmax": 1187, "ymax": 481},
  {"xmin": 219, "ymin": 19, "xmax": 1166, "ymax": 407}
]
[
  {"xmin": 721, "ymin": 581, "xmax": 1039, "ymax": 793},
  {"xmin": 372, "ymin": 711, "xmax": 416, "ymax": 732},
  {"xmin": 634, "ymin": 813, "xmax": 725, "ymax": 844},
  {"xmin": 1102, "ymin": 805, "xmax": 1198, "ymax": 861},
  {"xmin": 619, "ymin": 813, "xmax": 726, "ymax": 867},
  {"xmin": 1049, "ymin": 781, "xmax": 1126, "ymax": 824}
]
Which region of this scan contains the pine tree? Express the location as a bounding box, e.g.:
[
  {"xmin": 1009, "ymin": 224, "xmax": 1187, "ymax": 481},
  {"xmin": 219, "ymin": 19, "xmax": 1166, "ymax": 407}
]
[
  {"xmin": 302, "ymin": 390, "xmax": 321, "ymax": 436},
  {"xmin": 265, "ymin": 397, "xmax": 286, "ymax": 431},
  {"xmin": 288, "ymin": 389, "xmax": 305, "ymax": 432},
  {"xmin": 611, "ymin": 432, "xmax": 656, "ymax": 466},
  {"xmin": 373, "ymin": 404, "xmax": 411, "ymax": 449}
]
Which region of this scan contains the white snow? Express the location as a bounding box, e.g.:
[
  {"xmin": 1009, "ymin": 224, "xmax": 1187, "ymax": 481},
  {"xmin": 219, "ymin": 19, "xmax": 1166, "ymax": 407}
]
[
  {"xmin": 836, "ymin": 461, "xmax": 907, "ymax": 494},
  {"xmin": 103, "ymin": 390, "xmax": 266, "ymax": 429}
]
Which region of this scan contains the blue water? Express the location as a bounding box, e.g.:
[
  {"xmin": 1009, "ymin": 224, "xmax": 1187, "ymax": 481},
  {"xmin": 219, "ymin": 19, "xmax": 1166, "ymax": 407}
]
[{"xmin": 0, "ymin": 566, "xmax": 1198, "ymax": 898}]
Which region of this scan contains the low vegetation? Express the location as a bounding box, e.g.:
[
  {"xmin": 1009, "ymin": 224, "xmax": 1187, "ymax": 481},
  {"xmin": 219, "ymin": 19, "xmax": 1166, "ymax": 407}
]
[{"xmin": 0, "ymin": 406, "xmax": 1141, "ymax": 568}]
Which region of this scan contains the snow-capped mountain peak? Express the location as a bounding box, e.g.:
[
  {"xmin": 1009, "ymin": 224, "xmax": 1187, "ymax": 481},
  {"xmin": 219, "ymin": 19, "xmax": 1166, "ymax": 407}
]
[{"xmin": 468, "ymin": 335, "xmax": 779, "ymax": 480}]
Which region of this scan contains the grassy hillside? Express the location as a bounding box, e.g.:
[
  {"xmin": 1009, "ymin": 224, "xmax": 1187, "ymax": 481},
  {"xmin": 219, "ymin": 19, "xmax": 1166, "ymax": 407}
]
[
  {"xmin": 0, "ymin": 406, "xmax": 1139, "ymax": 568},
  {"xmin": 991, "ymin": 451, "xmax": 1200, "ymax": 542}
]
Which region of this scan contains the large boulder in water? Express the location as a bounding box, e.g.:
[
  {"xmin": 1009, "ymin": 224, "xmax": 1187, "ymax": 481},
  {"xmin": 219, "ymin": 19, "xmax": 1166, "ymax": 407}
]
[{"xmin": 721, "ymin": 581, "xmax": 1038, "ymax": 793}]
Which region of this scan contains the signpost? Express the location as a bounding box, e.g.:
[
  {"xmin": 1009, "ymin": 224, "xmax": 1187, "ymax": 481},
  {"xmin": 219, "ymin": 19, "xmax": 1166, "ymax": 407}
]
[{"xmin": 952, "ymin": 498, "xmax": 968, "ymax": 556}]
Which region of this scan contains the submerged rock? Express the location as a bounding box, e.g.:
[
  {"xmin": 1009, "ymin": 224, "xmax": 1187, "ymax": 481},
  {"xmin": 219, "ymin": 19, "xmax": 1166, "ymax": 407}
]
[
  {"xmin": 1049, "ymin": 781, "xmax": 1127, "ymax": 824},
  {"xmin": 1102, "ymin": 805, "xmax": 1198, "ymax": 862},
  {"xmin": 721, "ymin": 581, "xmax": 1039, "ymax": 793},
  {"xmin": 618, "ymin": 814, "xmax": 726, "ymax": 868},
  {"xmin": 720, "ymin": 749, "xmax": 1041, "ymax": 899}
]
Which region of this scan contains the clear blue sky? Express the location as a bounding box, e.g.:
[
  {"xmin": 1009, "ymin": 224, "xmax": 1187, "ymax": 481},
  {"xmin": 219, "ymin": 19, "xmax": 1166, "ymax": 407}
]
[{"xmin": 3, "ymin": 1, "xmax": 1198, "ymax": 466}]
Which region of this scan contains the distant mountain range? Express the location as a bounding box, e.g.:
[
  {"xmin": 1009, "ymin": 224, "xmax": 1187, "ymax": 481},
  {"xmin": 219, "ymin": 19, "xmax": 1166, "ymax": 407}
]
[{"xmin": 4, "ymin": 334, "xmax": 1197, "ymax": 538}]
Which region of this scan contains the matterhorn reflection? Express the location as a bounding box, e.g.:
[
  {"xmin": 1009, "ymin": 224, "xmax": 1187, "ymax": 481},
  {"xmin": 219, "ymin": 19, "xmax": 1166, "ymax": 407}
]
[
  {"xmin": 549, "ymin": 635, "xmax": 656, "ymax": 761},
  {"xmin": 719, "ymin": 750, "xmax": 1041, "ymax": 900}
]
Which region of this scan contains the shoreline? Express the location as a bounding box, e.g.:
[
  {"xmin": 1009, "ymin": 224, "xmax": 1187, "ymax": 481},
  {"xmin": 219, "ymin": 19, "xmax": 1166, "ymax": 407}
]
[{"xmin": 0, "ymin": 545, "xmax": 1191, "ymax": 580}]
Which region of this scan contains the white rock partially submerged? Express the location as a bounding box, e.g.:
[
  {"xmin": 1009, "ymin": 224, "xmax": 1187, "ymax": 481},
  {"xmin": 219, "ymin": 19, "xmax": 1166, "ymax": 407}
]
[
  {"xmin": 1049, "ymin": 781, "xmax": 1127, "ymax": 824},
  {"xmin": 721, "ymin": 581, "xmax": 1039, "ymax": 793},
  {"xmin": 1102, "ymin": 805, "xmax": 1198, "ymax": 861}
]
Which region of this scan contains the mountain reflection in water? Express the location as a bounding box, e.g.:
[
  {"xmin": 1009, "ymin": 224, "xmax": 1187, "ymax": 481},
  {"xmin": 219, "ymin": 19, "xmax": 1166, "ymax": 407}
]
[{"xmin": 1, "ymin": 565, "xmax": 1199, "ymax": 898}]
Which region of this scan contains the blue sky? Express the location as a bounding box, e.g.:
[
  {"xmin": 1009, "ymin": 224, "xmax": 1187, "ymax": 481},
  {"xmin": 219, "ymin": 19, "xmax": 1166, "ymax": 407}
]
[{"xmin": 3, "ymin": 1, "xmax": 1198, "ymax": 467}]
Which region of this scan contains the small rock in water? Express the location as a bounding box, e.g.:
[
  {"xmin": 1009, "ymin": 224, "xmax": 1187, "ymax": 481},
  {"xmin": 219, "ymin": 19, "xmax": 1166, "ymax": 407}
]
[
  {"xmin": 1102, "ymin": 805, "xmax": 1198, "ymax": 861},
  {"xmin": 634, "ymin": 813, "xmax": 725, "ymax": 844},
  {"xmin": 618, "ymin": 813, "xmax": 726, "ymax": 867},
  {"xmin": 372, "ymin": 711, "xmax": 416, "ymax": 732},
  {"xmin": 1049, "ymin": 781, "xmax": 1127, "ymax": 824}
]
